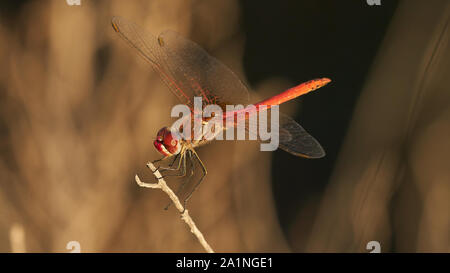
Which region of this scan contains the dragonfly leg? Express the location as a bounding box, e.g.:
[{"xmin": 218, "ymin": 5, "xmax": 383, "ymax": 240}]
[
  {"xmin": 167, "ymin": 153, "xmax": 180, "ymax": 168},
  {"xmin": 158, "ymin": 153, "xmax": 181, "ymax": 172},
  {"xmin": 164, "ymin": 150, "xmax": 196, "ymax": 210},
  {"xmin": 151, "ymin": 156, "xmax": 169, "ymax": 172},
  {"xmin": 182, "ymin": 149, "xmax": 207, "ymax": 211},
  {"xmin": 159, "ymin": 152, "xmax": 188, "ymax": 179},
  {"xmin": 154, "ymin": 147, "xmax": 185, "ymax": 175}
]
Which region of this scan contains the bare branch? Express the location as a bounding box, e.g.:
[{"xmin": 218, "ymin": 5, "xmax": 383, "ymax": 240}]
[{"xmin": 135, "ymin": 162, "xmax": 214, "ymax": 253}]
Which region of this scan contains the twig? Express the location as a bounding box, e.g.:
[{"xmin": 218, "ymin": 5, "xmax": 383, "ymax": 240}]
[{"xmin": 135, "ymin": 162, "xmax": 214, "ymax": 253}]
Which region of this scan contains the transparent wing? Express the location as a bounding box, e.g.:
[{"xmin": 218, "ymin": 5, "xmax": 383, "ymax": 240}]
[
  {"xmin": 157, "ymin": 30, "xmax": 250, "ymax": 108},
  {"xmin": 277, "ymin": 112, "xmax": 325, "ymax": 158},
  {"xmin": 242, "ymin": 111, "xmax": 325, "ymax": 158},
  {"xmin": 111, "ymin": 16, "xmax": 250, "ymax": 109}
]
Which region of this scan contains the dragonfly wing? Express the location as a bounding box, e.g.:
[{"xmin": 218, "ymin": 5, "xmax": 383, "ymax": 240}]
[
  {"xmin": 278, "ymin": 112, "xmax": 325, "ymax": 158},
  {"xmin": 111, "ymin": 16, "xmax": 195, "ymax": 107},
  {"xmin": 112, "ymin": 16, "xmax": 250, "ymax": 109},
  {"xmin": 243, "ymin": 111, "xmax": 325, "ymax": 158},
  {"xmin": 157, "ymin": 30, "xmax": 250, "ymax": 108}
]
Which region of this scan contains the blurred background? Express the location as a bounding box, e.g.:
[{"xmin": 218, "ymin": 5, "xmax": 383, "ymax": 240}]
[{"xmin": 0, "ymin": 0, "xmax": 448, "ymax": 252}]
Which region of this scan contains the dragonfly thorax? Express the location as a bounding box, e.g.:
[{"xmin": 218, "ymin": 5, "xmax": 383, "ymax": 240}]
[{"xmin": 154, "ymin": 127, "xmax": 182, "ymax": 156}]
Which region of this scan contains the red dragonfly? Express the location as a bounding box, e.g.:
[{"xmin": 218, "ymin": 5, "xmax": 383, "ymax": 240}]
[{"xmin": 111, "ymin": 16, "xmax": 331, "ymax": 206}]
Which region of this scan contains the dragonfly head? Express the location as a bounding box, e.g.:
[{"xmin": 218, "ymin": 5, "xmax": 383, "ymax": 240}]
[{"xmin": 154, "ymin": 127, "xmax": 181, "ymax": 156}]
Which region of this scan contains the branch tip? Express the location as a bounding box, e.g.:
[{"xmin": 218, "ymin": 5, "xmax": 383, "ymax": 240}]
[{"xmin": 135, "ymin": 162, "xmax": 214, "ymax": 253}]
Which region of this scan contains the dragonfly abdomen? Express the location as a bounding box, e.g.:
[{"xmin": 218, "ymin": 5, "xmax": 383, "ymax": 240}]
[{"xmin": 254, "ymin": 78, "xmax": 331, "ymax": 107}]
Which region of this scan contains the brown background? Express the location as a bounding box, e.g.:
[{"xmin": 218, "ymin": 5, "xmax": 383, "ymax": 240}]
[{"xmin": 0, "ymin": 0, "xmax": 448, "ymax": 252}]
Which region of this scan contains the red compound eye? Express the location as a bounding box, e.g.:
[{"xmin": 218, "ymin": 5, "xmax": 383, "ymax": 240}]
[{"xmin": 153, "ymin": 127, "xmax": 180, "ymax": 156}]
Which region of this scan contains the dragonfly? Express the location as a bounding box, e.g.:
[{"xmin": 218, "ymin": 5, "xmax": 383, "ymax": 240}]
[{"xmin": 111, "ymin": 16, "xmax": 331, "ymax": 207}]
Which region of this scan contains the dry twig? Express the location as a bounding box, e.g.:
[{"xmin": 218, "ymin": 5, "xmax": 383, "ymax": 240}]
[{"xmin": 135, "ymin": 162, "xmax": 214, "ymax": 253}]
